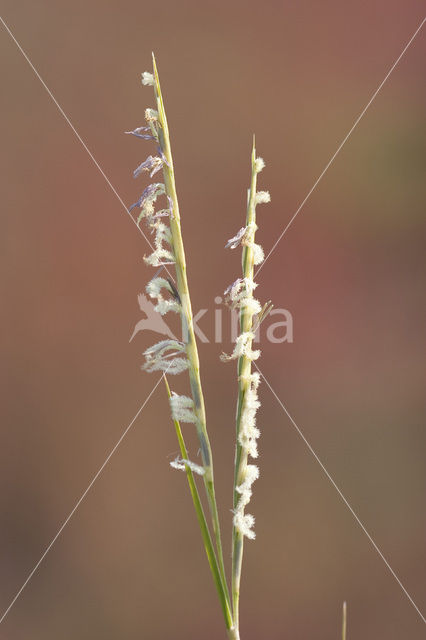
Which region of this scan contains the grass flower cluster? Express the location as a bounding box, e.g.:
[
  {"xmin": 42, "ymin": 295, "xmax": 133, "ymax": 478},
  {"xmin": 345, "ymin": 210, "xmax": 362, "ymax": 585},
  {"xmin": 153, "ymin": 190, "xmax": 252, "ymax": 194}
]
[
  {"xmin": 127, "ymin": 55, "xmax": 270, "ymax": 639},
  {"xmin": 220, "ymin": 141, "xmax": 271, "ymax": 626},
  {"xmin": 127, "ymin": 54, "xmax": 349, "ymax": 640},
  {"xmin": 128, "ymin": 55, "xmax": 237, "ymax": 635}
]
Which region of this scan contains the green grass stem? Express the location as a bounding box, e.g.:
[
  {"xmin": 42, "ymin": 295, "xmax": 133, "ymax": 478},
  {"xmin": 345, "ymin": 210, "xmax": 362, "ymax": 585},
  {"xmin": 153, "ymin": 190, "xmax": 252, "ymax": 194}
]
[
  {"xmin": 151, "ymin": 54, "xmax": 231, "ymax": 626},
  {"xmin": 231, "ymin": 138, "xmax": 259, "ymax": 631},
  {"xmin": 163, "ymin": 376, "xmax": 233, "ymax": 629}
]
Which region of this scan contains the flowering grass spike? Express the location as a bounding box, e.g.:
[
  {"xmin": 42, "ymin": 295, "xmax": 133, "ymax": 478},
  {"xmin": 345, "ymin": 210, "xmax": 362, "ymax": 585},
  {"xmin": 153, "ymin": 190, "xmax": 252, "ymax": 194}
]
[{"xmin": 221, "ymin": 138, "xmax": 270, "ymax": 633}]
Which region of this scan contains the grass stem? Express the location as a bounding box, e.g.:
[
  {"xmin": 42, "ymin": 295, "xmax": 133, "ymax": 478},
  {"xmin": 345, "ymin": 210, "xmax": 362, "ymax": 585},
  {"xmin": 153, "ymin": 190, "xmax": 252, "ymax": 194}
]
[
  {"xmin": 163, "ymin": 376, "xmax": 233, "ymax": 629},
  {"xmin": 231, "ymin": 138, "xmax": 259, "ymax": 630},
  {"xmin": 342, "ymin": 601, "xmax": 347, "ymax": 640},
  {"xmin": 152, "ymin": 54, "xmax": 231, "ymax": 621}
]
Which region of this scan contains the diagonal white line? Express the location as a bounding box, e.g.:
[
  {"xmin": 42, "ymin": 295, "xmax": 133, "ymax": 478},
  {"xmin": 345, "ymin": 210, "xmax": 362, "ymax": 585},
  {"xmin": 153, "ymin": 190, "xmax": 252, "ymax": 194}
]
[
  {"xmin": 0, "ymin": 15, "xmax": 174, "ymax": 280},
  {"xmin": 255, "ymin": 16, "xmax": 426, "ymax": 278},
  {"xmin": 254, "ymin": 362, "xmax": 426, "ymax": 624},
  {"xmin": 0, "ymin": 374, "xmax": 164, "ymax": 625}
]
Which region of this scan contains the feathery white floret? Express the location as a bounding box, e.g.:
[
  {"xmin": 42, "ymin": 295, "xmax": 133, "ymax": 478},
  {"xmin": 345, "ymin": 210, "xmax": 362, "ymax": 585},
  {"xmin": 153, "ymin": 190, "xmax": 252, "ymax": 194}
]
[
  {"xmin": 255, "ymin": 190, "xmax": 271, "ymax": 205},
  {"xmin": 144, "ymin": 356, "xmax": 188, "ymax": 375},
  {"xmin": 251, "ymin": 243, "xmax": 264, "ymax": 265},
  {"xmin": 146, "ymin": 277, "xmax": 169, "ymax": 298},
  {"xmin": 154, "ymin": 298, "xmax": 179, "ymax": 315},
  {"xmin": 254, "ymin": 157, "xmax": 265, "ymax": 173},
  {"xmin": 143, "ymin": 356, "xmax": 188, "ymax": 375},
  {"xmin": 170, "ymin": 456, "xmax": 205, "ymax": 476},
  {"xmin": 244, "ymin": 297, "xmax": 263, "ymax": 314},
  {"xmin": 239, "ymin": 222, "xmax": 264, "ymax": 266},
  {"xmin": 132, "ymin": 183, "xmax": 166, "ymax": 222},
  {"xmin": 233, "ymin": 375, "xmax": 262, "ymax": 539},
  {"xmin": 169, "ymin": 393, "xmax": 197, "ymax": 423},
  {"xmin": 239, "ymin": 372, "xmax": 261, "ymax": 458},
  {"xmin": 238, "ymin": 332, "xmax": 260, "ymax": 360},
  {"xmin": 133, "ymin": 155, "xmax": 163, "ymax": 179},
  {"xmin": 146, "ymin": 277, "xmax": 180, "ymax": 315},
  {"xmin": 144, "ymin": 249, "xmax": 175, "ymax": 267},
  {"xmin": 225, "ymin": 227, "xmax": 246, "ymax": 249},
  {"xmin": 143, "ymin": 339, "xmax": 188, "ymax": 374},
  {"xmin": 144, "ymin": 220, "xmax": 175, "ymax": 267},
  {"xmin": 141, "ymin": 71, "xmax": 154, "ymax": 86},
  {"xmin": 233, "ymin": 511, "xmax": 256, "ymax": 540},
  {"xmin": 220, "ymin": 331, "xmax": 260, "ymax": 362},
  {"xmin": 224, "ymin": 278, "xmax": 261, "ymax": 313},
  {"xmin": 233, "ymin": 465, "xmax": 259, "ymax": 537},
  {"xmin": 224, "ymin": 277, "xmax": 257, "ymax": 299},
  {"xmin": 144, "ymin": 339, "xmax": 184, "ymax": 356},
  {"xmin": 145, "ymin": 108, "xmax": 158, "ymax": 121},
  {"xmin": 236, "ymin": 464, "xmax": 259, "ymax": 508},
  {"xmin": 144, "ymin": 183, "xmax": 166, "ymax": 217}
]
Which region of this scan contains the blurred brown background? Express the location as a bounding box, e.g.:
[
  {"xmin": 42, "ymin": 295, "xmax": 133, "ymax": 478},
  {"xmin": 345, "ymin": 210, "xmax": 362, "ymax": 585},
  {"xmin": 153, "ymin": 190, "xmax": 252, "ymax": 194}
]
[{"xmin": 0, "ymin": 1, "xmax": 425, "ymax": 638}]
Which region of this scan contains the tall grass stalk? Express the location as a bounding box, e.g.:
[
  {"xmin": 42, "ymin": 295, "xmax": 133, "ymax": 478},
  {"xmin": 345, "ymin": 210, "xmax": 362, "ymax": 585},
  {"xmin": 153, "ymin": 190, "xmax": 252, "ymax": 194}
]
[
  {"xmin": 128, "ymin": 56, "xmax": 269, "ymax": 640},
  {"xmin": 128, "ymin": 55, "xmax": 233, "ymax": 634},
  {"xmin": 151, "ymin": 57, "xmax": 229, "ymax": 605},
  {"xmin": 220, "ymin": 139, "xmax": 270, "ymax": 634},
  {"xmin": 342, "ymin": 601, "xmax": 347, "ymax": 640},
  {"xmin": 232, "ymin": 141, "xmax": 258, "ymax": 627},
  {"xmin": 128, "ymin": 56, "xmax": 351, "ymax": 640}
]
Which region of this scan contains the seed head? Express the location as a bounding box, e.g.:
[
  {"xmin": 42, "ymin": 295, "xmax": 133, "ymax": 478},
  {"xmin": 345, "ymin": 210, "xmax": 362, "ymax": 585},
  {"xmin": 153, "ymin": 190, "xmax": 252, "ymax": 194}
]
[{"xmin": 141, "ymin": 71, "xmax": 154, "ymax": 86}]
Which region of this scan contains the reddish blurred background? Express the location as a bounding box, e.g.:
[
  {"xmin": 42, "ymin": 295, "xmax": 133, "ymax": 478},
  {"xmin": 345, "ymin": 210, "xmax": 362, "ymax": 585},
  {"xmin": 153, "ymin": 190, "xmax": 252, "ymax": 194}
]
[{"xmin": 0, "ymin": 1, "xmax": 425, "ymax": 638}]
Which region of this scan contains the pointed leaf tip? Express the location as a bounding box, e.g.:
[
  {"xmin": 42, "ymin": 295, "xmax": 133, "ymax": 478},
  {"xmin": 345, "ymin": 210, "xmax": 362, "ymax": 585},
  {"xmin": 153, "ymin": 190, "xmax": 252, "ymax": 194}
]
[
  {"xmin": 251, "ymin": 134, "xmax": 256, "ymax": 162},
  {"xmin": 152, "ymin": 52, "xmax": 158, "ymax": 75}
]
